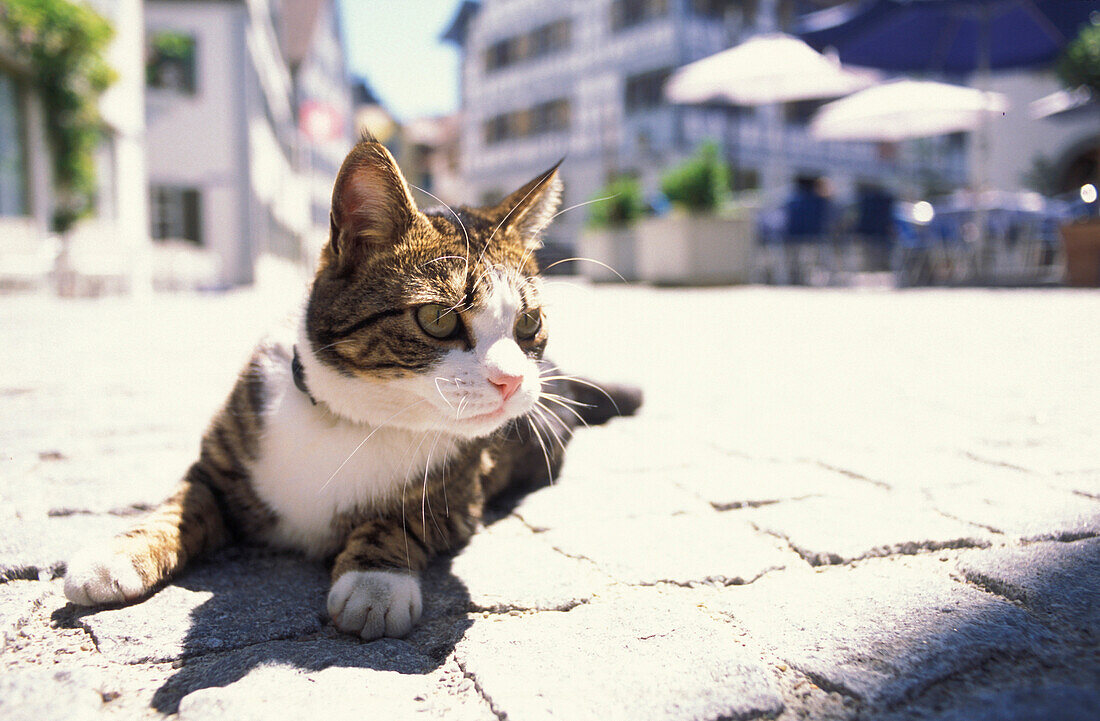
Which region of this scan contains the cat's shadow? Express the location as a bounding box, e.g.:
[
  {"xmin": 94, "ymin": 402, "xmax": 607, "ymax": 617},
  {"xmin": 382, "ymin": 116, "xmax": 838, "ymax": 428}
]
[
  {"xmin": 50, "ymin": 488, "xmax": 545, "ymax": 714},
  {"xmin": 53, "ymin": 547, "xmax": 478, "ymax": 713}
]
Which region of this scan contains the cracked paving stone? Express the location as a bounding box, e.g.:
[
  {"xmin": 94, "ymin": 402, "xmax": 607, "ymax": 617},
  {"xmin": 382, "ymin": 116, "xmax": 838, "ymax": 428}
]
[
  {"xmin": 746, "ymin": 490, "xmax": 991, "ymax": 565},
  {"xmin": 0, "ymin": 580, "xmax": 52, "ymax": 650},
  {"xmin": 955, "ymin": 537, "xmax": 1100, "ymax": 631},
  {"xmin": 176, "ymin": 663, "xmax": 496, "ymax": 721},
  {"xmin": 712, "ymin": 557, "xmax": 1050, "ymax": 708},
  {"xmin": 76, "ymin": 547, "xmax": 329, "ymax": 664},
  {"xmin": 1, "ymin": 445, "xmax": 187, "ymax": 514},
  {"xmin": 964, "ymin": 438, "xmax": 1100, "ymax": 477},
  {"xmin": 0, "ymin": 510, "xmax": 133, "ymax": 582},
  {"xmin": 450, "ymin": 516, "xmax": 612, "ymax": 611},
  {"xmin": 1043, "ymin": 470, "xmax": 1100, "ymax": 499},
  {"xmin": 539, "ymin": 512, "xmax": 799, "ymax": 586},
  {"xmin": 156, "ymin": 637, "xmax": 440, "ymax": 716},
  {"xmin": 556, "ymin": 419, "xmax": 718, "ymax": 475},
  {"xmin": 929, "ymin": 477, "xmax": 1100, "ymax": 541},
  {"xmin": 805, "ymin": 448, "xmax": 1019, "ymax": 491},
  {"xmin": 512, "ymin": 467, "xmax": 711, "ymax": 531},
  {"xmin": 457, "ymin": 596, "xmax": 784, "ymax": 721},
  {"xmin": 0, "ymin": 667, "xmax": 114, "ymax": 721},
  {"xmin": 920, "ymin": 685, "xmax": 1100, "ymax": 721},
  {"xmin": 667, "ymin": 456, "xmax": 865, "ymax": 509}
]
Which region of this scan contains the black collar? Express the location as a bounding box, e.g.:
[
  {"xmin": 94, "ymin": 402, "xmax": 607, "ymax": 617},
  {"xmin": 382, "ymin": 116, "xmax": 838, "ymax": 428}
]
[{"xmin": 291, "ymin": 346, "xmax": 318, "ymax": 406}]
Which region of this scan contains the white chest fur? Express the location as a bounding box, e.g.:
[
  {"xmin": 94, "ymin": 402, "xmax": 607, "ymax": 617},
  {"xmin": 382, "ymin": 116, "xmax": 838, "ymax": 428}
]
[{"xmin": 248, "ymin": 358, "xmax": 457, "ymax": 558}]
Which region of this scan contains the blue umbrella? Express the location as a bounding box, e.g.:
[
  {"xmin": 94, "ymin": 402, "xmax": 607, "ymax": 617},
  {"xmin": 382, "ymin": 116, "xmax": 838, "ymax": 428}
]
[{"xmin": 795, "ymin": 0, "xmax": 1098, "ymax": 74}]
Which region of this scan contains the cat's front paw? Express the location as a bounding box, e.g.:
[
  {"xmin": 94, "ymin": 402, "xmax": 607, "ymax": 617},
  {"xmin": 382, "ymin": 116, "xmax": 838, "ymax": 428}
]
[
  {"xmin": 63, "ymin": 546, "xmax": 148, "ymax": 606},
  {"xmin": 327, "ymin": 570, "xmax": 422, "ymax": 640}
]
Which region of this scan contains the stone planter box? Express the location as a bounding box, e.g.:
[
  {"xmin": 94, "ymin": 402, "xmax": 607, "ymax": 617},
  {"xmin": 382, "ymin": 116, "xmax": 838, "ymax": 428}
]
[
  {"xmin": 635, "ymin": 213, "xmax": 754, "ymax": 285},
  {"xmin": 576, "ymin": 227, "xmax": 637, "ymax": 282},
  {"xmin": 1060, "ymin": 218, "xmax": 1100, "ymax": 287}
]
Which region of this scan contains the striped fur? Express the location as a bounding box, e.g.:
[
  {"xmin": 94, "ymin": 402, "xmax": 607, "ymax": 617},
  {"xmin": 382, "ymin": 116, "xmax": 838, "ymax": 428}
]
[{"xmin": 64, "ymin": 136, "xmax": 637, "ymax": 639}]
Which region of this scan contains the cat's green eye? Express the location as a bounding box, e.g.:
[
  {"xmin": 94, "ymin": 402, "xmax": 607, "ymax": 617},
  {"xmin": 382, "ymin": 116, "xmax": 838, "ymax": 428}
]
[
  {"xmin": 416, "ymin": 304, "xmax": 460, "ymax": 339},
  {"xmin": 515, "ymin": 309, "xmax": 542, "ymax": 340}
]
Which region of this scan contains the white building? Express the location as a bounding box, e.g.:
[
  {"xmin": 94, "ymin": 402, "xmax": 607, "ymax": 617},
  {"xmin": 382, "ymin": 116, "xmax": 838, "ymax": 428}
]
[
  {"xmin": 144, "ymin": 0, "xmax": 353, "ymax": 287},
  {"xmin": 0, "ymin": 40, "xmax": 53, "ymax": 246},
  {"xmin": 1, "ymin": 0, "xmax": 151, "ymax": 293},
  {"xmin": 977, "ymin": 69, "xmax": 1098, "ymax": 199},
  {"xmin": 443, "ymin": 0, "xmax": 961, "ymax": 254}
]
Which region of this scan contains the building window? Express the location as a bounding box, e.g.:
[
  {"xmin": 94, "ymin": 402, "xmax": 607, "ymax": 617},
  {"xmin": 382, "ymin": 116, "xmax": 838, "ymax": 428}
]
[
  {"xmin": 689, "ymin": 0, "xmax": 753, "ymax": 21},
  {"xmin": 783, "ymin": 98, "xmax": 827, "ymax": 126},
  {"xmin": 146, "ymin": 31, "xmax": 197, "ymax": 94},
  {"xmin": 484, "ymin": 39, "xmax": 513, "ymax": 72},
  {"xmin": 611, "ymin": 0, "xmax": 668, "ymax": 31},
  {"xmin": 0, "ymin": 71, "xmax": 27, "ymax": 216},
  {"xmin": 483, "ymin": 99, "xmax": 571, "ymax": 145},
  {"xmin": 484, "ymin": 19, "xmax": 572, "ymax": 73},
  {"xmin": 531, "ymin": 19, "xmax": 571, "ymax": 57},
  {"xmin": 624, "ymin": 67, "xmax": 672, "ymax": 114},
  {"xmin": 150, "ymin": 186, "xmax": 202, "ymax": 244}
]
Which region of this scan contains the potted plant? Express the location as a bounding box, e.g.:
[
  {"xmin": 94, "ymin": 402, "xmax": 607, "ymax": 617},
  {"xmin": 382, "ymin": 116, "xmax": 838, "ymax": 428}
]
[
  {"xmin": 577, "ymin": 176, "xmax": 646, "ymax": 281},
  {"xmin": 1056, "ymin": 17, "xmax": 1100, "ymax": 287},
  {"xmin": 635, "ymin": 142, "xmax": 755, "ymax": 285}
]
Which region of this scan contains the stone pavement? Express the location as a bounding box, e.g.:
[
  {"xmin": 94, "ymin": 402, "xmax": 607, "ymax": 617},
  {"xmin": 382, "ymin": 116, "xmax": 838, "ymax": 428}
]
[{"xmin": 1, "ymin": 284, "xmax": 1098, "ymax": 720}]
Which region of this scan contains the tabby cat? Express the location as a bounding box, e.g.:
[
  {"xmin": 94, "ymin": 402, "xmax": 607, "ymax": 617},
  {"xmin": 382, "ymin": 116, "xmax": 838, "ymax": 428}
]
[{"xmin": 63, "ymin": 135, "xmax": 639, "ymax": 639}]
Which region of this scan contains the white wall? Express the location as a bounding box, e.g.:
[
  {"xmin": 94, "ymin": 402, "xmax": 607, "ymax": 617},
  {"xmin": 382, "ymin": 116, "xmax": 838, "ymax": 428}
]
[
  {"xmin": 91, "ymin": 0, "xmax": 152, "ymax": 291},
  {"xmin": 975, "ymin": 69, "xmax": 1098, "ymax": 194},
  {"xmin": 145, "ymin": 1, "xmax": 249, "ymax": 285}
]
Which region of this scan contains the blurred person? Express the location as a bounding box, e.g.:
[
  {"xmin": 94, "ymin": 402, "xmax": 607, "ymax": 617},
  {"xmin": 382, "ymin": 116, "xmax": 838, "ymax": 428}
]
[
  {"xmin": 755, "ymin": 204, "xmax": 789, "ymax": 284},
  {"xmin": 854, "ymin": 183, "xmax": 897, "ymax": 272},
  {"xmin": 783, "ymin": 174, "xmax": 835, "ymax": 284}
]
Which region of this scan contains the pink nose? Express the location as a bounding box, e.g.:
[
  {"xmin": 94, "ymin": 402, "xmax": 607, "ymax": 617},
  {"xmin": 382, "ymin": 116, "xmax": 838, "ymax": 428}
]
[{"xmin": 489, "ymin": 373, "xmax": 523, "ymax": 402}]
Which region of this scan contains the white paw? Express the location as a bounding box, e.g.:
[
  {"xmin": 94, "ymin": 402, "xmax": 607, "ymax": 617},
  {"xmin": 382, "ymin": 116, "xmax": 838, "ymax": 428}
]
[
  {"xmin": 63, "ymin": 546, "xmax": 147, "ymax": 606},
  {"xmin": 327, "ymin": 570, "xmax": 423, "ymax": 640}
]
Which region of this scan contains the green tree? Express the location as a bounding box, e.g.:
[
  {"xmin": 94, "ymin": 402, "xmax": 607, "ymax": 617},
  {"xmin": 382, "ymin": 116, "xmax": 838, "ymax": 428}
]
[
  {"xmin": 660, "ymin": 141, "xmax": 730, "ymax": 213},
  {"xmin": 1057, "ymin": 15, "xmax": 1100, "ymax": 211},
  {"xmin": 586, "ymin": 176, "xmax": 646, "ymax": 228},
  {"xmin": 1057, "ymin": 18, "xmax": 1100, "ymax": 94},
  {"xmin": 0, "ymin": 0, "xmax": 116, "ymax": 231}
]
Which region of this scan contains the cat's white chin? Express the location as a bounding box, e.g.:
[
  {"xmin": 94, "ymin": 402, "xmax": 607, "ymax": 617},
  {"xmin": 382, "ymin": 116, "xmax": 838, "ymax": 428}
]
[{"xmin": 446, "ymin": 405, "xmax": 521, "ymax": 438}]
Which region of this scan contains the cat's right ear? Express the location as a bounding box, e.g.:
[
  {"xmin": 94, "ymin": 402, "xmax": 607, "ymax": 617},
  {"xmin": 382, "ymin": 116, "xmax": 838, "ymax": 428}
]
[{"xmin": 325, "ymin": 138, "xmax": 420, "ymax": 268}]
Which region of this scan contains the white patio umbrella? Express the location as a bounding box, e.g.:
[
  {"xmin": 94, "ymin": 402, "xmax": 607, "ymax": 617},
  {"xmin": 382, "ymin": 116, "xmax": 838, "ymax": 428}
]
[
  {"xmin": 665, "ymin": 33, "xmax": 877, "ymax": 198},
  {"xmin": 810, "ymin": 79, "xmax": 1008, "ymax": 142},
  {"xmin": 665, "ymin": 33, "xmax": 877, "ymax": 106}
]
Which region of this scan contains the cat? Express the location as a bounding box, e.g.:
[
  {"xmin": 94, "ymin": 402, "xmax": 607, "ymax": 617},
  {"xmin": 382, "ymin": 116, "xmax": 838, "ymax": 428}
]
[{"xmin": 62, "ymin": 134, "xmax": 640, "ymax": 640}]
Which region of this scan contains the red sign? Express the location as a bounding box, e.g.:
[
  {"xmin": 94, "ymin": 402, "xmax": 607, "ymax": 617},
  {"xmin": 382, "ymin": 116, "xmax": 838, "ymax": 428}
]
[{"xmin": 300, "ymin": 101, "xmax": 344, "ymax": 142}]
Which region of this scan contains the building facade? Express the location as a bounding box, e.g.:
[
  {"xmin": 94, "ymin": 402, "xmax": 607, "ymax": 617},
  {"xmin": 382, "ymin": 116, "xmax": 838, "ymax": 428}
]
[
  {"xmin": 144, "ymin": 0, "xmax": 352, "ymax": 287},
  {"xmin": 0, "ymin": 41, "xmax": 53, "ymax": 238},
  {"xmin": 1, "ymin": 0, "xmax": 150, "ymax": 292},
  {"xmin": 445, "ymin": 0, "xmax": 965, "ymax": 252}
]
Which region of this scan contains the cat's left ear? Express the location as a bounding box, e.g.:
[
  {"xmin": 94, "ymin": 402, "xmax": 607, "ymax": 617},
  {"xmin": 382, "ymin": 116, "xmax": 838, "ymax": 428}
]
[{"xmin": 485, "ymin": 159, "xmax": 564, "ymax": 248}]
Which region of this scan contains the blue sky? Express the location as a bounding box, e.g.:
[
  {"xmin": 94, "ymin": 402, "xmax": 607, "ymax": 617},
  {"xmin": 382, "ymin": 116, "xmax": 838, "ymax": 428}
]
[{"xmin": 337, "ymin": 0, "xmax": 462, "ymax": 121}]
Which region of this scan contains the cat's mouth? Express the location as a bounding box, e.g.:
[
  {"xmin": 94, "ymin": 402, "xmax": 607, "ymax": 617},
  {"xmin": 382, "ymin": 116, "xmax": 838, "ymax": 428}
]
[
  {"xmin": 461, "ymin": 405, "xmax": 507, "ymax": 423},
  {"xmin": 443, "ymin": 395, "xmax": 534, "ymax": 436}
]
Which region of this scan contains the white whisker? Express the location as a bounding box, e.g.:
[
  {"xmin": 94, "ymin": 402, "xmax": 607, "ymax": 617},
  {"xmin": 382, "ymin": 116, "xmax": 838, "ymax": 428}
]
[
  {"xmin": 319, "ymin": 399, "xmax": 428, "ymax": 491},
  {"xmin": 311, "ymin": 338, "xmax": 360, "ymax": 355},
  {"xmin": 398, "ymin": 427, "xmax": 435, "ymax": 570},
  {"xmin": 539, "ymin": 375, "xmax": 621, "ymax": 414},
  {"xmin": 434, "ymin": 377, "xmax": 456, "ymax": 409},
  {"xmin": 540, "ymin": 391, "xmax": 594, "ymax": 409},
  {"xmin": 525, "ymin": 414, "xmax": 555, "ymax": 485},
  {"xmin": 409, "ymin": 182, "xmax": 471, "ymax": 273},
  {"xmin": 542, "ymin": 257, "xmax": 627, "ymax": 282},
  {"xmin": 531, "ymin": 403, "xmax": 568, "ymax": 453},
  {"xmin": 540, "ymin": 393, "xmax": 590, "ymax": 428},
  {"xmin": 549, "ymin": 194, "xmax": 620, "ymax": 221},
  {"xmin": 421, "ymin": 426, "xmax": 448, "ymax": 537}
]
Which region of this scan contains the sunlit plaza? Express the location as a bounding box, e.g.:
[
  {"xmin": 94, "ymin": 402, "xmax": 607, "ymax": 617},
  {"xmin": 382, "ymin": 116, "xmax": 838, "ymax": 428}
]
[{"xmin": 2, "ymin": 1, "xmax": 1099, "ymax": 720}]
